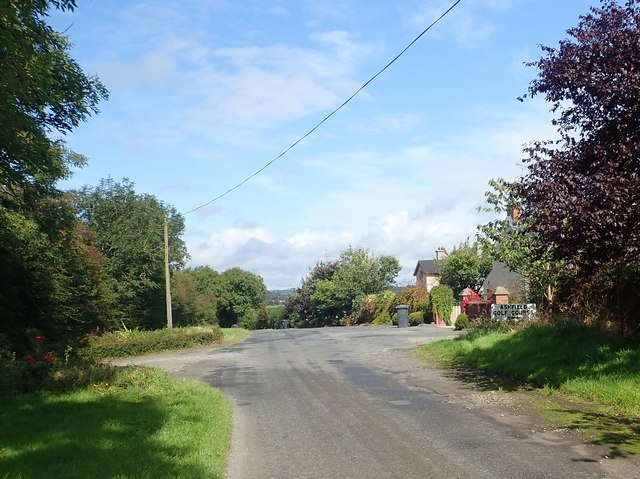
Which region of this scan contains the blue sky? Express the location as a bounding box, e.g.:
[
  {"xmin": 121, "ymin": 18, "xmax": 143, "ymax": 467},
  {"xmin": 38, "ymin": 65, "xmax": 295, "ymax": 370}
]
[{"xmin": 52, "ymin": 0, "xmax": 594, "ymax": 289}]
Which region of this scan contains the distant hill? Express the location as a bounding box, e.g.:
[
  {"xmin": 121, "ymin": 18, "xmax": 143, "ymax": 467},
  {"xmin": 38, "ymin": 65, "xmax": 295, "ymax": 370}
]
[{"xmin": 267, "ymin": 288, "xmax": 296, "ymax": 304}]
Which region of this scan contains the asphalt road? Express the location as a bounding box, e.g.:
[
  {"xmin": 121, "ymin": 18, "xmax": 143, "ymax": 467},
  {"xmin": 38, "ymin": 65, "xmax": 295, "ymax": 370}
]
[{"xmin": 117, "ymin": 326, "xmax": 639, "ymax": 479}]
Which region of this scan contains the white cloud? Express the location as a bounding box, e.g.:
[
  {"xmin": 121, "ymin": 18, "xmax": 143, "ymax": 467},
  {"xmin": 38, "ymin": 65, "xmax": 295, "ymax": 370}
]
[
  {"xmin": 184, "ymin": 99, "xmax": 557, "ymax": 289},
  {"xmin": 399, "ymin": 0, "xmax": 520, "ymax": 46}
]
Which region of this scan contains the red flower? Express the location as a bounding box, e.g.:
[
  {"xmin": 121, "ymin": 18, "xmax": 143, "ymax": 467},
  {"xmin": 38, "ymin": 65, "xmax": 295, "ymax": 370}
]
[
  {"xmin": 42, "ymin": 355, "xmax": 56, "ymax": 362},
  {"xmin": 26, "ymin": 354, "xmax": 36, "ymax": 365},
  {"xmin": 34, "ymin": 335, "xmax": 43, "ymax": 342}
]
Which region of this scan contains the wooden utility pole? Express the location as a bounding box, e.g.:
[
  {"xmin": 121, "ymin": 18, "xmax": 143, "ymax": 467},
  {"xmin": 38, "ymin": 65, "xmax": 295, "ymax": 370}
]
[{"xmin": 164, "ymin": 215, "xmax": 173, "ymax": 329}]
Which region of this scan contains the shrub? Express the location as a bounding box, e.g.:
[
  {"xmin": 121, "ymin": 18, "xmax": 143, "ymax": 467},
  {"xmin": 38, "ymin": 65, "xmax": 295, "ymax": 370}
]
[
  {"xmin": 354, "ymin": 294, "xmax": 379, "ymax": 324},
  {"xmin": 372, "ymin": 311, "xmax": 392, "ymax": 325},
  {"xmin": 266, "ymin": 305, "xmax": 285, "ymax": 329},
  {"xmin": 430, "ymin": 285, "xmax": 454, "ymax": 325},
  {"xmin": 454, "ymin": 312, "xmax": 469, "ymax": 330},
  {"xmin": 396, "ymin": 286, "xmax": 430, "ymax": 315},
  {"xmin": 79, "ymin": 326, "xmax": 224, "ymax": 361},
  {"xmin": 408, "ymin": 311, "xmax": 424, "ymax": 326}
]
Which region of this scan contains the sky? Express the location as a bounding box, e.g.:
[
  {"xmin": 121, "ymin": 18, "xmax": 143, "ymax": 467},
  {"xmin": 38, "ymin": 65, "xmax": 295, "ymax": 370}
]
[{"xmin": 50, "ymin": 0, "xmax": 595, "ymax": 289}]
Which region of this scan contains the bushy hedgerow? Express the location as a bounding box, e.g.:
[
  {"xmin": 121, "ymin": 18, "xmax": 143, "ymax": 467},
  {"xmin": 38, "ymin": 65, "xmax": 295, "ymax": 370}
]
[
  {"xmin": 0, "ymin": 356, "xmax": 119, "ymax": 396},
  {"xmin": 407, "ymin": 311, "xmax": 423, "ymax": 326},
  {"xmin": 396, "ymin": 286, "xmax": 430, "ymax": 315},
  {"xmin": 79, "ymin": 326, "xmax": 224, "ymax": 361},
  {"xmin": 354, "ymin": 291, "xmax": 397, "ymax": 325},
  {"xmin": 372, "ymin": 311, "xmax": 393, "ymax": 325}
]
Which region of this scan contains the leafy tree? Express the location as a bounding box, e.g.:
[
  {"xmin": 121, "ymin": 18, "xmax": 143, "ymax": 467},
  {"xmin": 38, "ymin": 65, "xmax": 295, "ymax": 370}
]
[
  {"xmin": 1, "ymin": 0, "xmax": 108, "ymax": 192},
  {"xmin": 310, "ymin": 279, "xmax": 346, "ymax": 322},
  {"xmin": 436, "ymin": 241, "xmax": 491, "ymax": 296},
  {"xmin": 0, "ymin": 191, "xmax": 112, "ymax": 349},
  {"xmin": 516, "ymin": 0, "xmax": 640, "ymax": 271},
  {"xmin": 215, "ymin": 267, "xmax": 267, "ymax": 327},
  {"xmin": 477, "ymin": 178, "xmax": 567, "ymax": 306},
  {"xmin": 73, "ymin": 178, "xmax": 187, "ymax": 330},
  {"xmin": 0, "ymin": 0, "xmax": 108, "ymax": 350},
  {"xmin": 514, "ymin": 0, "xmax": 640, "ymax": 332},
  {"xmin": 285, "ymin": 248, "xmax": 401, "ymax": 327},
  {"xmin": 284, "ymin": 260, "xmax": 339, "ymax": 327},
  {"xmin": 331, "ymin": 246, "xmax": 400, "ymax": 310},
  {"xmin": 171, "ymin": 271, "xmax": 217, "ymax": 326}
]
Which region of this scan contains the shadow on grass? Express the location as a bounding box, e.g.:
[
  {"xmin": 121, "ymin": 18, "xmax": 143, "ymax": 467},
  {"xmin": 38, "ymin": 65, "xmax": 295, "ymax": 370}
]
[
  {"xmin": 440, "ymin": 365, "xmax": 534, "ymax": 393},
  {"xmin": 547, "ymin": 407, "xmax": 640, "ymax": 458},
  {"xmin": 443, "ymin": 324, "xmax": 640, "ymax": 389},
  {"xmin": 0, "ymin": 392, "xmax": 217, "ymax": 479}
]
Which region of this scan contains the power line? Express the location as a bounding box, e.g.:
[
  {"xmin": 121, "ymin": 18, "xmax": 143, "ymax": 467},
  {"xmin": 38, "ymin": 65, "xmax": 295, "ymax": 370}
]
[{"xmin": 184, "ymin": 0, "xmax": 461, "ymax": 215}]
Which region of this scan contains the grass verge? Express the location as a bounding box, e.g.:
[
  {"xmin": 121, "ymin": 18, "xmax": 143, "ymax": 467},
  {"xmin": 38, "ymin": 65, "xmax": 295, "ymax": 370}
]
[
  {"xmin": 221, "ymin": 327, "xmax": 250, "ymax": 345},
  {"xmin": 0, "ymin": 366, "xmax": 231, "ymax": 479},
  {"xmin": 418, "ymin": 321, "xmax": 640, "ymax": 456}
]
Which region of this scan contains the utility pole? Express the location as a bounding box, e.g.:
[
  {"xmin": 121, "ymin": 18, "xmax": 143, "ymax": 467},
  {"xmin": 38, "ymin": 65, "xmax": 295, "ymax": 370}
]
[{"xmin": 164, "ymin": 215, "xmax": 173, "ymax": 329}]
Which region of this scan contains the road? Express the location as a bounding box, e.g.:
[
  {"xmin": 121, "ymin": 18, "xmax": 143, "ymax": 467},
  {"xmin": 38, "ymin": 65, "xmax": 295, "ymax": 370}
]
[{"xmin": 117, "ymin": 326, "xmax": 639, "ymax": 479}]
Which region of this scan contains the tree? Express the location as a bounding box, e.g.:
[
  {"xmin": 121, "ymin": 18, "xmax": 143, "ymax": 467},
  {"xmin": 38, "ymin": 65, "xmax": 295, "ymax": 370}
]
[
  {"xmin": 1, "ymin": 0, "xmax": 108, "ymax": 192},
  {"xmin": 0, "ymin": 0, "xmax": 108, "ymax": 350},
  {"xmin": 477, "ymin": 178, "xmax": 567, "ymax": 306},
  {"xmin": 0, "ymin": 191, "xmax": 112, "ymax": 349},
  {"xmin": 215, "ymin": 267, "xmax": 267, "ymax": 327},
  {"xmin": 284, "ymin": 260, "xmax": 339, "ymax": 327},
  {"xmin": 331, "ymin": 246, "xmax": 401, "ymax": 308},
  {"xmin": 285, "ymin": 247, "xmax": 401, "ymax": 327},
  {"xmin": 171, "ymin": 270, "xmax": 217, "ymax": 326},
  {"xmin": 516, "ymin": 0, "xmax": 640, "ymax": 271},
  {"xmin": 73, "ymin": 178, "xmax": 187, "ymax": 330},
  {"xmin": 514, "ymin": 0, "xmax": 640, "ymax": 332},
  {"xmin": 436, "ymin": 241, "xmax": 491, "ymax": 296}
]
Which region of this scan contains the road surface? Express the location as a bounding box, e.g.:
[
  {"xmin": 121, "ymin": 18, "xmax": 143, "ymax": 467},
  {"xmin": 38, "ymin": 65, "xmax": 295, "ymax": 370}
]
[{"xmin": 117, "ymin": 326, "xmax": 639, "ymax": 479}]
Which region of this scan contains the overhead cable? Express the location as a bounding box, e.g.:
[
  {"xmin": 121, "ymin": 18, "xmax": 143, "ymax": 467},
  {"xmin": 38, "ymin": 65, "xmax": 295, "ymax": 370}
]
[{"xmin": 184, "ymin": 0, "xmax": 461, "ymax": 215}]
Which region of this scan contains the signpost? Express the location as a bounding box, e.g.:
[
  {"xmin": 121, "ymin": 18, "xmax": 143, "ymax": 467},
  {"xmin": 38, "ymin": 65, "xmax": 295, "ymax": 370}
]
[{"xmin": 490, "ymin": 303, "xmax": 536, "ymax": 321}]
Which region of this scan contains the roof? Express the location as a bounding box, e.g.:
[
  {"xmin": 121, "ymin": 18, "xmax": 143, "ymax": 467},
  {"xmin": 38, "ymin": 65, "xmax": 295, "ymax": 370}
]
[{"xmin": 413, "ymin": 259, "xmax": 439, "ymax": 276}]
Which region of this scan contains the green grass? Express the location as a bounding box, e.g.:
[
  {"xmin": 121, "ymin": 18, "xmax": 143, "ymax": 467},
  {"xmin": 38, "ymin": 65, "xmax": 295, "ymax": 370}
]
[
  {"xmin": 221, "ymin": 327, "xmax": 249, "ymax": 345},
  {"xmin": 418, "ymin": 321, "xmax": 640, "ymax": 455},
  {"xmin": 0, "ymin": 367, "xmax": 231, "ymax": 479}
]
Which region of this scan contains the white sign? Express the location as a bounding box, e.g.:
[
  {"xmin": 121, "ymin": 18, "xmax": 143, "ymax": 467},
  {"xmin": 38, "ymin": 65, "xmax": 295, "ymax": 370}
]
[{"xmin": 490, "ymin": 303, "xmax": 537, "ymax": 321}]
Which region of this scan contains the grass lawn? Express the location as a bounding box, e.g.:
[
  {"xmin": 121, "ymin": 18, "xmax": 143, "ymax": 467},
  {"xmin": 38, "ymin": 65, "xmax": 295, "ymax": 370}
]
[
  {"xmin": 418, "ymin": 321, "xmax": 640, "ymax": 456},
  {"xmin": 0, "ymin": 326, "xmax": 249, "ymax": 478},
  {"xmin": 0, "ymin": 367, "xmax": 231, "ymax": 479}
]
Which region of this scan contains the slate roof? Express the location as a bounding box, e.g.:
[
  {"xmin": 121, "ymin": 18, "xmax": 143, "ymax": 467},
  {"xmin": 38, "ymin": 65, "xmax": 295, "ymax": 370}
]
[{"xmin": 413, "ymin": 259, "xmax": 439, "ymax": 276}]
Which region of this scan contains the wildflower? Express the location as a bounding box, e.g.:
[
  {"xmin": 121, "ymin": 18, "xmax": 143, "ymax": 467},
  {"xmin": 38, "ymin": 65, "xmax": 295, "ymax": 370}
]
[
  {"xmin": 26, "ymin": 354, "xmax": 36, "ymax": 365},
  {"xmin": 34, "ymin": 335, "xmax": 43, "ymax": 342}
]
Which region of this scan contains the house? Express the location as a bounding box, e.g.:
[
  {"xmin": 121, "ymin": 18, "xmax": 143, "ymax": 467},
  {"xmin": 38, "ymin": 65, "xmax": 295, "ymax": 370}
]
[
  {"xmin": 413, "ymin": 248, "xmax": 447, "ymax": 292},
  {"xmin": 481, "ymin": 260, "xmax": 525, "ymax": 299},
  {"xmin": 481, "ymin": 207, "xmax": 526, "ymax": 299}
]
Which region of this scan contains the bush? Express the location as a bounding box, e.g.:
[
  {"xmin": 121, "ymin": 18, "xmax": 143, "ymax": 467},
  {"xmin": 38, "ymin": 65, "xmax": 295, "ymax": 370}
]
[
  {"xmin": 372, "ymin": 311, "xmax": 393, "ymax": 325},
  {"xmin": 430, "ymin": 285, "xmax": 454, "ymax": 325},
  {"xmin": 454, "ymin": 312, "xmax": 469, "ymax": 330},
  {"xmin": 79, "ymin": 326, "xmax": 224, "ymax": 361},
  {"xmin": 0, "ymin": 356, "xmax": 119, "ymax": 396},
  {"xmin": 408, "ymin": 311, "xmax": 424, "ymax": 326},
  {"xmin": 396, "ymin": 286, "xmax": 430, "ymax": 315},
  {"xmin": 266, "ymin": 305, "xmax": 285, "ymax": 329}
]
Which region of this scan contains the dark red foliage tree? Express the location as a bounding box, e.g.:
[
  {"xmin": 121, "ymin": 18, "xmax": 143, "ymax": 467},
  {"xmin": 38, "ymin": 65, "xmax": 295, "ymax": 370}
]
[{"xmin": 516, "ymin": 0, "xmax": 640, "ymax": 274}]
